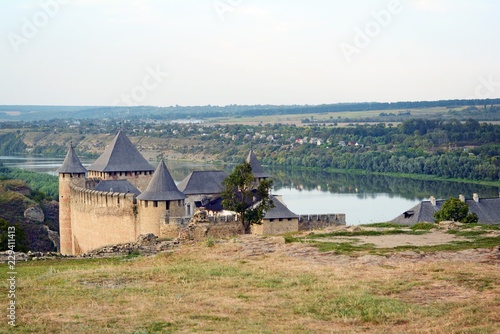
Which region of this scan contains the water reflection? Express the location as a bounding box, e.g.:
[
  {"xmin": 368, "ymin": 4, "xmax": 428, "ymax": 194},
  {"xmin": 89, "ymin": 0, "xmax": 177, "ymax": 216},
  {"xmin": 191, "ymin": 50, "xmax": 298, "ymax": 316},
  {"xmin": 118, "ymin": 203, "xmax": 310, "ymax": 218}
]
[
  {"xmin": 2, "ymin": 156, "xmax": 498, "ymax": 225},
  {"xmin": 269, "ymin": 167, "xmax": 500, "ymax": 200}
]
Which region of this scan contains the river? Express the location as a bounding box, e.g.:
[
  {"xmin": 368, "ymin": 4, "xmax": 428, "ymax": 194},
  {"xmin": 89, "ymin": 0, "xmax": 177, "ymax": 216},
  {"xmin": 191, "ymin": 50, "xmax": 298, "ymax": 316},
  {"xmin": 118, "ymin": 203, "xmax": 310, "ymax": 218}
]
[{"xmin": 1, "ymin": 155, "xmax": 499, "ymax": 225}]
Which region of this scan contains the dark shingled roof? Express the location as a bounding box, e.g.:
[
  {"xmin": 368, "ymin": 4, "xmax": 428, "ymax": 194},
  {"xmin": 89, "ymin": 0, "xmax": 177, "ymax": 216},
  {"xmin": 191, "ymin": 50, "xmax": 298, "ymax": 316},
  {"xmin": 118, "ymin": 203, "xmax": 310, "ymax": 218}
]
[
  {"xmin": 195, "ymin": 196, "xmax": 224, "ymax": 212},
  {"xmin": 94, "ymin": 180, "xmax": 140, "ymax": 195},
  {"xmin": 246, "ymin": 149, "xmax": 270, "ymax": 179},
  {"xmin": 264, "ymin": 196, "xmax": 299, "ymax": 220},
  {"xmin": 137, "ymin": 160, "xmax": 186, "ymax": 201},
  {"xmin": 88, "ymin": 130, "xmax": 154, "ymax": 173},
  {"xmin": 177, "ymin": 171, "xmax": 228, "ymax": 195},
  {"xmin": 57, "ymin": 145, "xmax": 87, "ymax": 174},
  {"xmin": 391, "ymin": 196, "xmax": 500, "ymax": 225}
]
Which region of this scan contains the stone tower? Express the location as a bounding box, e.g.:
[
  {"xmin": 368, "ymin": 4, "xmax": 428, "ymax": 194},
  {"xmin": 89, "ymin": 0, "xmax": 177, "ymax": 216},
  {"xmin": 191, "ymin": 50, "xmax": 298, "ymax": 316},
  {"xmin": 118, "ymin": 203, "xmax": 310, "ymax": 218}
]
[
  {"xmin": 87, "ymin": 130, "xmax": 155, "ymax": 192},
  {"xmin": 137, "ymin": 160, "xmax": 186, "ymax": 235},
  {"xmin": 57, "ymin": 145, "xmax": 87, "ymax": 255},
  {"xmin": 246, "ymin": 149, "xmax": 270, "ymax": 182}
]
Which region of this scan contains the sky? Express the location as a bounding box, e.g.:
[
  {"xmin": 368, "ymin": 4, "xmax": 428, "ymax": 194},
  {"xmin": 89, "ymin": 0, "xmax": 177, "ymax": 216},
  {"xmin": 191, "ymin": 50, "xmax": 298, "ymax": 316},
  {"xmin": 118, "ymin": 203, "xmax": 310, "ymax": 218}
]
[{"xmin": 1, "ymin": 0, "xmax": 499, "ymax": 107}]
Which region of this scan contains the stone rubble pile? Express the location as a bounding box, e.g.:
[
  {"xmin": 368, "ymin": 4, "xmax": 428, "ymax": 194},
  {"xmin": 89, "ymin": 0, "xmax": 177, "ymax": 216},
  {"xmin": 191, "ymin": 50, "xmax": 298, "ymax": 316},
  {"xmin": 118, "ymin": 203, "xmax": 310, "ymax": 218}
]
[{"xmin": 0, "ymin": 233, "xmax": 180, "ymax": 262}]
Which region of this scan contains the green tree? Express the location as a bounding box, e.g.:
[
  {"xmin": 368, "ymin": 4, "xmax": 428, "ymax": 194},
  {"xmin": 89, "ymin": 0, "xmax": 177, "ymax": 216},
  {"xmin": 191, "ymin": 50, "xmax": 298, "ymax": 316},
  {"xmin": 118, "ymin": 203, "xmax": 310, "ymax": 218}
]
[
  {"xmin": 434, "ymin": 198, "xmax": 479, "ymax": 224},
  {"xmin": 221, "ymin": 162, "xmax": 274, "ymax": 234}
]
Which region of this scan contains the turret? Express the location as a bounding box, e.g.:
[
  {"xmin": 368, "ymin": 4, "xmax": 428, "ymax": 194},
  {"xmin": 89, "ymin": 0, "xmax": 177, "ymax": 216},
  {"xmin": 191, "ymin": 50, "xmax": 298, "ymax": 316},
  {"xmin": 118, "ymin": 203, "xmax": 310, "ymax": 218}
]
[
  {"xmin": 137, "ymin": 160, "xmax": 185, "ymax": 235},
  {"xmin": 87, "ymin": 130, "xmax": 155, "ymax": 191},
  {"xmin": 246, "ymin": 149, "xmax": 270, "ymax": 183},
  {"xmin": 57, "ymin": 145, "xmax": 87, "ymax": 255}
]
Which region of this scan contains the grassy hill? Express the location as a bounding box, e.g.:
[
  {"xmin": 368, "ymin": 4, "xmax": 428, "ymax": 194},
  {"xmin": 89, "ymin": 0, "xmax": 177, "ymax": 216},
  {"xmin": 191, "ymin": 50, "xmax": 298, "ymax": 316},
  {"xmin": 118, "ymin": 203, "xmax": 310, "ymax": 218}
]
[
  {"xmin": 10, "ymin": 228, "xmax": 500, "ymax": 333},
  {"xmin": 0, "ymin": 178, "xmax": 58, "ymax": 252}
]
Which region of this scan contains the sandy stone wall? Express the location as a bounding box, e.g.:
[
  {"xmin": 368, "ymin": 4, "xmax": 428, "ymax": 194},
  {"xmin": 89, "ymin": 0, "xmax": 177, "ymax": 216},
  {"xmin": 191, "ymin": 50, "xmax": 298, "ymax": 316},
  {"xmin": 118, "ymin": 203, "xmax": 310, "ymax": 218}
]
[
  {"xmin": 69, "ymin": 185, "xmax": 188, "ymax": 254},
  {"xmin": 252, "ymin": 218, "xmax": 299, "ymax": 235},
  {"xmin": 59, "ymin": 173, "xmax": 86, "ymax": 255},
  {"xmin": 161, "ymin": 218, "xmax": 243, "ymax": 241},
  {"xmin": 70, "ymin": 185, "xmax": 139, "ymax": 254}
]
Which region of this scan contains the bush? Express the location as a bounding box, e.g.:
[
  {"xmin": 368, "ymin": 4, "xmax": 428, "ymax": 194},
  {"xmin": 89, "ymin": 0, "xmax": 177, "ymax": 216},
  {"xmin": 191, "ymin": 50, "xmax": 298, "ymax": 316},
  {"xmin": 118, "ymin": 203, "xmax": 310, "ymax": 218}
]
[{"xmin": 434, "ymin": 198, "xmax": 479, "ymax": 224}]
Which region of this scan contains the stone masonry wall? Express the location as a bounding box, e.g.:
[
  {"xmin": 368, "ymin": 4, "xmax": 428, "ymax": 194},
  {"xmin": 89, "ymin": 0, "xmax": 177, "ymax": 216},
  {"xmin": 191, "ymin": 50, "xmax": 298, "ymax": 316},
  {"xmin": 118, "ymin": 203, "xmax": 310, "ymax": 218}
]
[
  {"xmin": 70, "ymin": 185, "xmax": 139, "ymax": 254},
  {"xmin": 298, "ymin": 214, "xmax": 346, "ymax": 231},
  {"xmin": 161, "ymin": 211, "xmax": 243, "ymax": 240},
  {"xmin": 252, "ymin": 218, "xmax": 299, "ymax": 235}
]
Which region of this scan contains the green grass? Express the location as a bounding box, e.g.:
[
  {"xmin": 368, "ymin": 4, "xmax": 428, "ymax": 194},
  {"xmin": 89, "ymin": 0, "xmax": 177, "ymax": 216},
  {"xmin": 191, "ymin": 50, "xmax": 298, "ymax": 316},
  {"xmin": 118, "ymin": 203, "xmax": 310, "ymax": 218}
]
[
  {"xmin": 361, "ymin": 222, "xmax": 408, "ymax": 228},
  {"xmin": 411, "ymin": 223, "xmax": 436, "ymax": 231},
  {"xmin": 392, "ymin": 236, "xmax": 500, "ymax": 253},
  {"xmin": 285, "ymin": 226, "xmax": 500, "ymax": 255},
  {"xmin": 8, "ymin": 237, "xmax": 500, "ymax": 333},
  {"xmin": 293, "ymin": 291, "xmax": 412, "ymax": 324},
  {"xmin": 304, "ymin": 229, "xmax": 428, "ymax": 238},
  {"xmin": 447, "ymin": 230, "xmax": 489, "ymax": 237},
  {"xmin": 312, "ymin": 241, "xmax": 377, "ymax": 254}
]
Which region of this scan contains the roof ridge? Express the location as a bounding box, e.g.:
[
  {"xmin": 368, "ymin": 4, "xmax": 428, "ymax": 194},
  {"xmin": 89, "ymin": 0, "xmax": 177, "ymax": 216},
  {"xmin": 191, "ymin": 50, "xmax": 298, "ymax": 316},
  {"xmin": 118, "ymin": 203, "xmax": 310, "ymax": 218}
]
[{"xmin": 88, "ymin": 131, "xmax": 154, "ymax": 172}]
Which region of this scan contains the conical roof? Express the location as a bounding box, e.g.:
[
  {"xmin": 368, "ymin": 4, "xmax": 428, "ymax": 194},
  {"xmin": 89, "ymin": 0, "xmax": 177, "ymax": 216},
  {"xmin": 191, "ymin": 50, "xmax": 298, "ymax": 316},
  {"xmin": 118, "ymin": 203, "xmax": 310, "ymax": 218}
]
[
  {"xmin": 246, "ymin": 149, "xmax": 270, "ymax": 178},
  {"xmin": 88, "ymin": 130, "xmax": 154, "ymax": 172},
  {"xmin": 137, "ymin": 160, "xmax": 186, "ymax": 201},
  {"xmin": 57, "ymin": 145, "xmax": 87, "ymax": 174},
  {"xmin": 264, "ymin": 196, "xmax": 299, "ymax": 219}
]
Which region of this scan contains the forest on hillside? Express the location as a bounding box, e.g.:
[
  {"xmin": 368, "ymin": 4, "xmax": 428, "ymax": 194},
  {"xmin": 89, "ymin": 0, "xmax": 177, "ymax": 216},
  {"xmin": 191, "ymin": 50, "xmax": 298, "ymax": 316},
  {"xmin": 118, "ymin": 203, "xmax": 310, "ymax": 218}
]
[
  {"xmin": 1, "ymin": 98, "xmax": 499, "ymax": 121},
  {"xmin": 1, "ymin": 117, "xmax": 500, "ymax": 183}
]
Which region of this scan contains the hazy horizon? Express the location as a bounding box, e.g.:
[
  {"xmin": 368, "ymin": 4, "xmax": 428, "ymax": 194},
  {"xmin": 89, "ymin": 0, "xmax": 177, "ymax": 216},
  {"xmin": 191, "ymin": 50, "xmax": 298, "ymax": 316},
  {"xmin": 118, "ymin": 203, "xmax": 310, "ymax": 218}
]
[{"xmin": 1, "ymin": 0, "xmax": 499, "ymax": 107}]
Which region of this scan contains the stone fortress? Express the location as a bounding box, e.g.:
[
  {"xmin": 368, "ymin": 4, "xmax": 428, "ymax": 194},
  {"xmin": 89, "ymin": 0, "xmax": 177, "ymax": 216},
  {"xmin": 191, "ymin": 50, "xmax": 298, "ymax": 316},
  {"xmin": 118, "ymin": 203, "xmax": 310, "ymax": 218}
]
[{"xmin": 58, "ymin": 131, "xmax": 345, "ymax": 255}]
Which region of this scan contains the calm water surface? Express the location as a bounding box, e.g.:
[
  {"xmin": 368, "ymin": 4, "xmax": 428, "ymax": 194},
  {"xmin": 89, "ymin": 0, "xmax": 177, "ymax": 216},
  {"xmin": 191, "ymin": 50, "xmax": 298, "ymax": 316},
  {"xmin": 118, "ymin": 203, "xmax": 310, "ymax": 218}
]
[{"xmin": 2, "ymin": 155, "xmax": 499, "ymax": 225}]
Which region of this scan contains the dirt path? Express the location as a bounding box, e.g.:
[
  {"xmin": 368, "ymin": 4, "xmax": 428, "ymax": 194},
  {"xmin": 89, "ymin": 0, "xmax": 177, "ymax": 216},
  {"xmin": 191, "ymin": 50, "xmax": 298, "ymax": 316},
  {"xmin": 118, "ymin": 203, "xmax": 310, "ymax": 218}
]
[
  {"xmin": 320, "ymin": 230, "xmax": 468, "ymax": 248},
  {"xmin": 214, "ymin": 230, "xmax": 500, "ymax": 267}
]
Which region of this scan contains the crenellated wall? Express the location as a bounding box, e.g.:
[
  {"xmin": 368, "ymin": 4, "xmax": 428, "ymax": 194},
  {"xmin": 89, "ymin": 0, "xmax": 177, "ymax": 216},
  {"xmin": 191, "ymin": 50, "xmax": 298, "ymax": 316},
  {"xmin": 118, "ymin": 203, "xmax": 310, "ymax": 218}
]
[
  {"xmin": 65, "ymin": 184, "xmax": 346, "ymax": 254},
  {"xmin": 68, "ymin": 184, "xmax": 189, "ymax": 254},
  {"xmin": 298, "ymin": 214, "xmax": 346, "ymax": 231},
  {"xmin": 69, "ymin": 184, "xmax": 139, "ymax": 254},
  {"xmin": 87, "ymin": 170, "xmax": 153, "ymax": 192}
]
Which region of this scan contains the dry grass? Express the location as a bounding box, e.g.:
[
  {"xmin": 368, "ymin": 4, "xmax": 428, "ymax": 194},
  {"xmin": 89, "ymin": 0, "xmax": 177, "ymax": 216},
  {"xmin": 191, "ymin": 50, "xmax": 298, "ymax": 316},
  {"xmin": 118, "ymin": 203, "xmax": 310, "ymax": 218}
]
[{"xmin": 3, "ymin": 242, "xmax": 500, "ymax": 334}]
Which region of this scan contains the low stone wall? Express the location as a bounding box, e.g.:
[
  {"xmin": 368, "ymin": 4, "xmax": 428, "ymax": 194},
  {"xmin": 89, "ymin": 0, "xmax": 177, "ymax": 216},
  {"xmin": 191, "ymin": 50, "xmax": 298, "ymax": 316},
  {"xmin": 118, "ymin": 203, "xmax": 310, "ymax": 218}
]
[
  {"xmin": 161, "ymin": 221, "xmax": 243, "ymax": 240},
  {"xmin": 161, "ymin": 210, "xmax": 243, "ymax": 241},
  {"xmin": 298, "ymin": 214, "xmax": 346, "ymax": 231},
  {"xmin": 252, "ymin": 218, "xmax": 299, "ymax": 235}
]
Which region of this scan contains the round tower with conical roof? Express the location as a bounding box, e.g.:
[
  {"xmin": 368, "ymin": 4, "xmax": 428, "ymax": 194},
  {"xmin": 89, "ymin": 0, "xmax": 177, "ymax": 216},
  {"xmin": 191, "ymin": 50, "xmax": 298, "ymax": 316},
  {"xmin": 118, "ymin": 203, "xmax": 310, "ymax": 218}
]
[
  {"xmin": 57, "ymin": 145, "xmax": 87, "ymax": 255},
  {"xmin": 137, "ymin": 160, "xmax": 186, "ymax": 235}
]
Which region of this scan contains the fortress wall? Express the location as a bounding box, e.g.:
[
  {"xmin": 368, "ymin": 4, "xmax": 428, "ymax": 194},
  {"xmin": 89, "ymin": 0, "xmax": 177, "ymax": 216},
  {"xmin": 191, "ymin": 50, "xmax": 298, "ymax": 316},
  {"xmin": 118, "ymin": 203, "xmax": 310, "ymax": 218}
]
[
  {"xmin": 59, "ymin": 173, "xmax": 86, "ymax": 255},
  {"xmin": 70, "ymin": 185, "xmax": 138, "ymax": 254},
  {"xmin": 87, "ymin": 170, "xmax": 153, "ymax": 192},
  {"xmin": 298, "ymin": 214, "xmax": 346, "ymax": 231},
  {"xmin": 137, "ymin": 201, "xmax": 165, "ymax": 236},
  {"xmin": 170, "ymin": 200, "xmax": 185, "ymax": 217},
  {"xmin": 192, "ymin": 222, "xmax": 243, "ymax": 240},
  {"xmin": 253, "ymin": 218, "xmax": 299, "ymax": 235},
  {"xmin": 138, "ymin": 199, "xmax": 186, "ymax": 237},
  {"xmin": 160, "ymin": 220, "xmax": 243, "ymax": 240}
]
